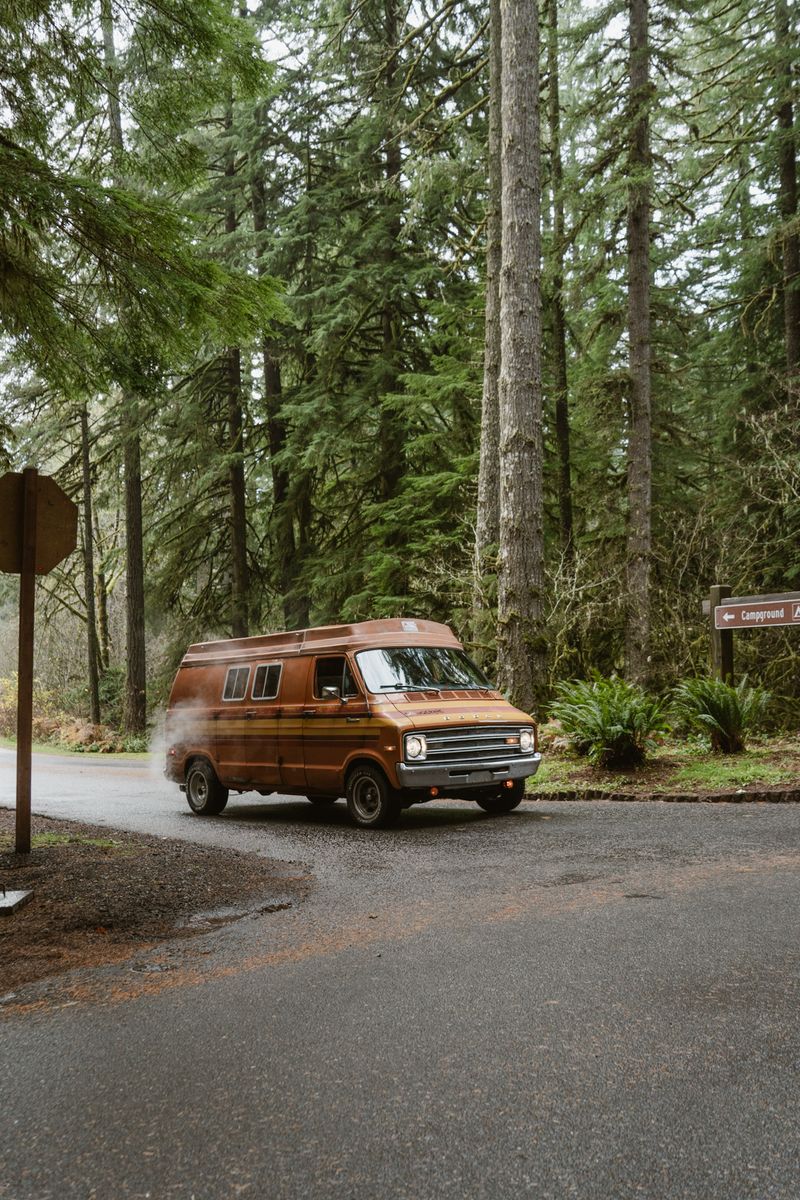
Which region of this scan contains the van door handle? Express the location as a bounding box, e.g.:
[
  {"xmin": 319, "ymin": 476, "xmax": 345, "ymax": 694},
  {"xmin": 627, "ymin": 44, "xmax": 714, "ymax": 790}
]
[
  {"xmin": 303, "ymin": 708, "xmax": 317, "ymax": 717},
  {"xmin": 346, "ymin": 716, "xmax": 360, "ymax": 723},
  {"xmin": 245, "ymin": 710, "xmax": 256, "ymax": 719}
]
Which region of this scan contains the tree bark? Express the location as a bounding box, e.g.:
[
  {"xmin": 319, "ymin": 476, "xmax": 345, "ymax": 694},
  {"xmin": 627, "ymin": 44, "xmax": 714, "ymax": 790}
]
[
  {"xmin": 776, "ymin": 0, "xmax": 800, "ymax": 390},
  {"xmin": 546, "ymin": 0, "xmax": 573, "ymax": 556},
  {"xmin": 101, "ymin": 0, "xmax": 147, "ymax": 732},
  {"xmin": 497, "ymin": 0, "xmax": 547, "ymax": 715},
  {"xmin": 93, "ymin": 508, "xmax": 111, "ymax": 673},
  {"xmin": 625, "ymin": 0, "xmax": 653, "ymax": 685},
  {"xmin": 473, "ymin": 0, "xmax": 502, "ymax": 665},
  {"xmin": 376, "ymin": 0, "xmax": 406, "ymax": 603},
  {"xmin": 80, "ymin": 405, "xmax": 101, "ymax": 725},
  {"xmin": 224, "ymin": 100, "xmax": 250, "ymax": 638},
  {"xmin": 250, "ymin": 173, "xmax": 298, "ymax": 627},
  {"xmin": 123, "ymin": 426, "xmax": 147, "ymax": 731}
]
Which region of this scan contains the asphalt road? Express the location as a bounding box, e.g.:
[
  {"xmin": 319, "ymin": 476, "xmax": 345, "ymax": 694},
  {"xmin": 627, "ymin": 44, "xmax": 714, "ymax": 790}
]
[{"xmin": 2, "ymin": 749, "xmax": 800, "ymax": 1199}]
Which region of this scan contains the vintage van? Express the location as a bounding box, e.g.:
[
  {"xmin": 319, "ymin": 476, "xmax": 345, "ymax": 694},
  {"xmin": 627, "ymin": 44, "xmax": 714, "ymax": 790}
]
[{"xmin": 165, "ymin": 618, "xmax": 541, "ymax": 828}]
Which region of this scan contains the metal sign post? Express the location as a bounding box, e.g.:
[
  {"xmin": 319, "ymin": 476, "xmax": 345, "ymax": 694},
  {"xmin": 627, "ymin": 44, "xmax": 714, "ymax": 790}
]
[{"xmin": 0, "ymin": 468, "xmax": 78, "ymax": 853}]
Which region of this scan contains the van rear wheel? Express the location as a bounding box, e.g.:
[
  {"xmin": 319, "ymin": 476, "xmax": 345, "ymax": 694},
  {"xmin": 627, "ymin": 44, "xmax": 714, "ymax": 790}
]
[
  {"xmin": 186, "ymin": 760, "xmax": 228, "ymax": 816},
  {"xmin": 346, "ymin": 766, "xmax": 401, "ymax": 829},
  {"xmin": 475, "ymin": 780, "xmax": 525, "ymax": 814}
]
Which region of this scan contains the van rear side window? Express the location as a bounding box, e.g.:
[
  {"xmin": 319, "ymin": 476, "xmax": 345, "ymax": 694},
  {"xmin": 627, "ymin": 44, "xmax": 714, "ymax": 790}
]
[
  {"xmin": 222, "ymin": 666, "xmax": 250, "ymax": 701},
  {"xmin": 252, "ymin": 663, "xmax": 281, "ymax": 700}
]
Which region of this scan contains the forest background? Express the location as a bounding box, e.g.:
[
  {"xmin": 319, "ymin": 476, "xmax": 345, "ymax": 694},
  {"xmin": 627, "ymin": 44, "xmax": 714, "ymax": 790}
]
[{"xmin": 0, "ymin": 0, "xmax": 798, "ymax": 741}]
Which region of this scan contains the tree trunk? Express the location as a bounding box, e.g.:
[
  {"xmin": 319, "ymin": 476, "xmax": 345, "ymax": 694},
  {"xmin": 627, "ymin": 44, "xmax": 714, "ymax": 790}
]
[
  {"xmin": 123, "ymin": 426, "xmax": 147, "ymax": 731},
  {"xmin": 376, "ymin": 0, "xmax": 406, "ymax": 603},
  {"xmin": 473, "ymin": 0, "xmax": 502, "ymax": 666},
  {"xmin": 80, "ymin": 405, "xmax": 101, "ymax": 725},
  {"xmin": 497, "ymin": 0, "xmax": 546, "ymax": 715},
  {"xmin": 93, "ymin": 508, "xmax": 111, "ymax": 673},
  {"xmin": 250, "ymin": 173, "xmax": 298, "ymax": 627},
  {"xmin": 225, "ymin": 100, "xmax": 250, "ymax": 638},
  {"xmin": 546, "ymin": 0, "xmax": 573, "ymax": 556},
  {"xmin": 226, "ymin": 346, "xmax": 249, "ymax": 637},
  {"xmin": 776, "ymin": 0, "xmax": 800, "ymax": 390},
  {"xmin": 101, "ymin": 0, "xmax": 147, "ymax": 732},
  {"xmin": 625, "ymin": 0, "xmax": 653, "ymax": 685}
]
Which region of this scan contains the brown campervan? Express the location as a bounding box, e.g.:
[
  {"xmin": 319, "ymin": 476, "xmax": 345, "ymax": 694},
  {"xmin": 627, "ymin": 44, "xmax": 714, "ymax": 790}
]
[{"xmin": 165, "ymin": 618, "xmax": 541, "ymax": 828}]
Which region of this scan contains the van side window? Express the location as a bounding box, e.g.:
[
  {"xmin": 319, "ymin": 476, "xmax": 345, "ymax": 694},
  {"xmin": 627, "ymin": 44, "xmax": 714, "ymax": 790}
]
[
  {"xmin": 252, "ymin": 663, "xmax": 282, "ymax": 701},
  {"xmin": 314, "ymin": 656, "xmax": 358, "ymax": 698},
  {"xmin": 222, "ymin": 666, "xmax": 250, "ymax": 701}
]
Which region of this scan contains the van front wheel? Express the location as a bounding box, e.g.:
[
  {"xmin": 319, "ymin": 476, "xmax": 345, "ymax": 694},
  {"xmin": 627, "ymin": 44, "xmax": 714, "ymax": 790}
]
[
  {"xmin": 346, "ymin": 766, "xmax": 401, "ymax": 829},
  {"xmin": 186, "ymin": 760, "xmax": 229, "ymax": 816}
]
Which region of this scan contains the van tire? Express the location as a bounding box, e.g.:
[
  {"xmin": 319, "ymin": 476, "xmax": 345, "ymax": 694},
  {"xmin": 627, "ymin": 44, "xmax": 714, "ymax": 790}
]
[
  {"xmin": 185, "ymin": 760, "xmax": 229, "ymax": 816},
  {"xmin": 475, "ymin": 780, "xmax": 525, "ymax": 814},
  {"xmin": 346, "ymin": 765, "xmax": 401, "ymax": 829}
]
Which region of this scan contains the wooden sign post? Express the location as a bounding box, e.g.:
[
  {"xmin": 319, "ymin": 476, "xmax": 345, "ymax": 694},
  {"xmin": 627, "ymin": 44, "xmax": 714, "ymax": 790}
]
[{"xmin": 0, "ymin": 468, "xmax": 78, "ymax": 853}]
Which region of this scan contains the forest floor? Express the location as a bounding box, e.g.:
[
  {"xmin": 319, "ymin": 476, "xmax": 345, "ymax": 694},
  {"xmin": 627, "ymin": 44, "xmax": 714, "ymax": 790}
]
[
  {"xmin": 533, "ymin": 735, "xmax": 800, "ymax": 801},
  {"xmin": 0, "ymin": 810, "xmax": 311, "ymax": 994}
]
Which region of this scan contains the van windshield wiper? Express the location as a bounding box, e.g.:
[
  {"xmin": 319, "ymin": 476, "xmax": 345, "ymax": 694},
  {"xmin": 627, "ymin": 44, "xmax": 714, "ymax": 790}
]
[{"xmin": 378, "ymin": 682, "xmax": 441, "ymax": 693}]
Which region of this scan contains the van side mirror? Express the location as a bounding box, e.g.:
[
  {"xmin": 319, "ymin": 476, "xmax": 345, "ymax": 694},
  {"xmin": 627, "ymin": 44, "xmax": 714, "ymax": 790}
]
[{"xmin": 321, "ymin": 686, "xmax": 341, "ymax": 700}]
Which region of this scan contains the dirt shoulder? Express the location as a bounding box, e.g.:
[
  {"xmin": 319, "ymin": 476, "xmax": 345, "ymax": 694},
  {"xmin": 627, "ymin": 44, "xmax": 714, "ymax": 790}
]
[{"xmin": 0, "ymin": 810, "xmax": 311, "ymax": 993}]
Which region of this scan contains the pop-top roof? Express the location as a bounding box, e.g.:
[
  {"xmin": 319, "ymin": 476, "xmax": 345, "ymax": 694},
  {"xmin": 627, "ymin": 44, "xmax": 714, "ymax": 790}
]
[{"xmin": 181, "ymin": 618, "xmax": 461, "ymax": 667}]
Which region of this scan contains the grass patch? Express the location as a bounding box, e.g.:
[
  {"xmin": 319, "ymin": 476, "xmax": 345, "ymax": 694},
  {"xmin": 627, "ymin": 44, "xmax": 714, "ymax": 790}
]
[
  {"xmin": 532, "ymin": 734, "xmax": 799, "ymax": 796},
  {"xmin": 0, "ymin": 831, "xmax": 129, "ymax": 851},
  {"xmin": 670, "ymin": 760, "xmax": 793, "ymax": 789}
]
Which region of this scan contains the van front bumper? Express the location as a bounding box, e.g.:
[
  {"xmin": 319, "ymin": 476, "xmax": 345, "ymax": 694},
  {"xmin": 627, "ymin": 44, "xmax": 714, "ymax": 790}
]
[{"xmin": 396, "ymin": 752, "xmax": 542, "ymax": 791}]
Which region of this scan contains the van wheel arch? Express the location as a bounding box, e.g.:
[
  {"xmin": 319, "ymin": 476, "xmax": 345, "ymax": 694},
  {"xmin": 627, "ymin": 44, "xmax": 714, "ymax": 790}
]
[{"xmin": 344, "ymin": 756, "xmax": 393, "ymax": 790}]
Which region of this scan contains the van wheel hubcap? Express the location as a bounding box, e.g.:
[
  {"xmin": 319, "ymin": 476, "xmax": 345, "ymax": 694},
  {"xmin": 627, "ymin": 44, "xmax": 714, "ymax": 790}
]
[
  {"xmin": 189, "ymin": 772, "xmax": 208, "ymax": 807},
  {"xmin": 352, "ymin": 777, "xmax": 381, "ymax": 820}
]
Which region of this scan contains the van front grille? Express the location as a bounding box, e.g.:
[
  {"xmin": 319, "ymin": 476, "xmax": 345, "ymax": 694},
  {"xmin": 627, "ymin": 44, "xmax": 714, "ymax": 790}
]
[{"xmin": 417, "ymin": 725, "xmax": 530, "ymax": 766}]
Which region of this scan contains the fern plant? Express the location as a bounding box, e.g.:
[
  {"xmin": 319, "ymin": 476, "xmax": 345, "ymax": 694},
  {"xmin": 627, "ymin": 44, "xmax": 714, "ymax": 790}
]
[
  {"xmin": 550, "ymin": 674, "xmax": 669, "ymax": 769},
  {"xmin": 671, "ymin": 676, "xmax": 769, "ymax": 754}
]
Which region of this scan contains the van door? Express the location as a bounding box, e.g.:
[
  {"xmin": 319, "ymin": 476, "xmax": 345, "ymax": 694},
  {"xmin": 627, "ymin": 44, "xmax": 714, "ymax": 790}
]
[
  {"xmin": 303, "ymin": 655, "xmax": 369, "ymax": 795},
  {"xmin": 276, "ymin": 657, "xmax": 312, "ymax": 790},
  {"xmin": 244, "ymin": 661, "xmax": 283, "ymax": 789},
  {"xmin": 216, "ymin": 664, "xmax": 252, "ymax": 786}
]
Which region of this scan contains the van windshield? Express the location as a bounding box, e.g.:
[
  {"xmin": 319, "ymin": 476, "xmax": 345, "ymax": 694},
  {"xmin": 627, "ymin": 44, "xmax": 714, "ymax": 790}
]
[{"xmin": 356, "ymin": 647, "xmax": 493, "ymax": 693}]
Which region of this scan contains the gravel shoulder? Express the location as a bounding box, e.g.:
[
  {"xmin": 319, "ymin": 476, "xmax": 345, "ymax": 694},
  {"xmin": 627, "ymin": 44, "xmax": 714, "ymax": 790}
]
[{"xmin": 0, "ymin": 808, "xmax": 312, "ymax": 992}]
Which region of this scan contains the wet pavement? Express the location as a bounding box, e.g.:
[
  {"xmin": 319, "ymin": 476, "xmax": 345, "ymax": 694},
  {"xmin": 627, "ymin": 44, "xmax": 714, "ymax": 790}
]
[{"xmin": 1, "ymin": 749, "xmax": 800, "ymax": 1198}]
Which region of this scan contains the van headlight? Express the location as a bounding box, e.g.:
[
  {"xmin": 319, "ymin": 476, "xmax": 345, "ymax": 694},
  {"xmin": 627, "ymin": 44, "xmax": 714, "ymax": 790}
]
[
  {"xmin": 519, "ymin": 728, "xmax": 535, "ymax": 753},
  {"xmin": 405, "ymin": 734, "xmax": 427, "ymax": 761}
]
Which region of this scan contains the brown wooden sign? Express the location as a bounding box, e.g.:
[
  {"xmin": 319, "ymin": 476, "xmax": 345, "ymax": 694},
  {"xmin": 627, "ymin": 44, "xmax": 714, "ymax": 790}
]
[
  {"xmin": 0, "ymin": 471, "xmax": 77, "ymax": 574},
  {"xmin": 714, "ymin": 593, "xmax": 800, "ymax": 630},
  {"xmin": 0, "ymin": 468, "xmax": 78, "ymax": 853}
]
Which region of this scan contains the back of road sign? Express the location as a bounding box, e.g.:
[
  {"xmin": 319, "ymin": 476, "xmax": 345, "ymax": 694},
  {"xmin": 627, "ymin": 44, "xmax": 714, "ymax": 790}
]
[{"xmin": 0, "ymin": 472, "xmax": 78, "ymax": 574}]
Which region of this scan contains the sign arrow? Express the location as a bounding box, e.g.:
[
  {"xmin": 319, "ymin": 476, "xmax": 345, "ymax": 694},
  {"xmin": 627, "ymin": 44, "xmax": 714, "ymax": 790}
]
[{"xmin": 722, "ymin": 612, "xmax": 735, "ymax": 623}]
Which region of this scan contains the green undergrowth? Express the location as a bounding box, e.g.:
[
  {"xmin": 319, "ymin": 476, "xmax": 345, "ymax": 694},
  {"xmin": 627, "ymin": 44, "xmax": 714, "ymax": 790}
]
[{"xmin": 0, "ymin": 735, "xmax": 150, "ymax": 760}]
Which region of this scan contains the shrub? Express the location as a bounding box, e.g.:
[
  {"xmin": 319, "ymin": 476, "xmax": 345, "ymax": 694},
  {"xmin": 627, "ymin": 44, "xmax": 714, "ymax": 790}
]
[
  {"xmin": 550, "ymin": 674, "xmax": 669, "ymax": 769},
  {"xmin": 671, "ymin": 676, "xmax": 769, "ymax": 754}
]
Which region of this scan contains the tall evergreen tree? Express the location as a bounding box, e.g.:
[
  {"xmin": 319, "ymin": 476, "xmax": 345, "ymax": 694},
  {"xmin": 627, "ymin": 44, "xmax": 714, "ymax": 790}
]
[
  {"xmin": 497, "ymin": 0, "xmax": 546, "ymax": 712},
  {"xmin": 625, "ymin": 0, "xmax": 654, "ymax": 683}
]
